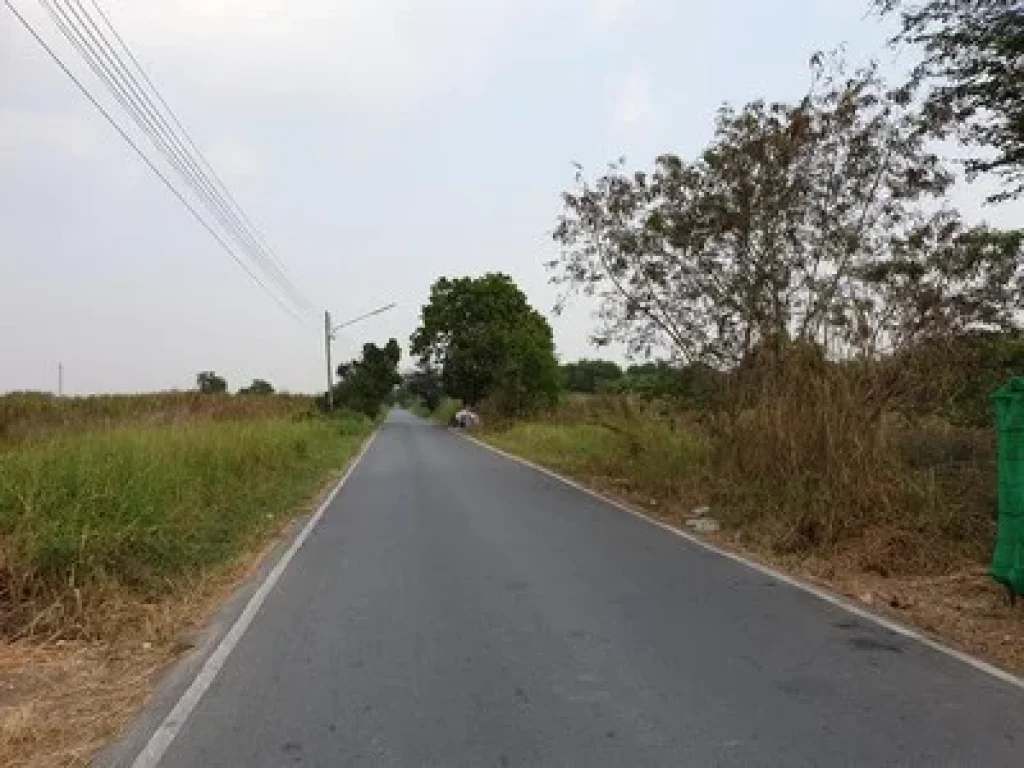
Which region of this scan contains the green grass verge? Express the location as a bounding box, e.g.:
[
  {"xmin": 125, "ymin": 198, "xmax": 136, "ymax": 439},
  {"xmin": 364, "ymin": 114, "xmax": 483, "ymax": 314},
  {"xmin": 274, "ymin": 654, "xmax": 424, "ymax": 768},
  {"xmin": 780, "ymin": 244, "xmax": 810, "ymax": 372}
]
[
  {"xmin": 430, "ymin": 397, "xmax": 462, "ymax": 425},
  {"xmin": 484, "ymin": 420, "xmax": 707, "ymax": 499},
  {"xmin": 0, "ymin": 413, "xmax": 373, "ymax": 637}
]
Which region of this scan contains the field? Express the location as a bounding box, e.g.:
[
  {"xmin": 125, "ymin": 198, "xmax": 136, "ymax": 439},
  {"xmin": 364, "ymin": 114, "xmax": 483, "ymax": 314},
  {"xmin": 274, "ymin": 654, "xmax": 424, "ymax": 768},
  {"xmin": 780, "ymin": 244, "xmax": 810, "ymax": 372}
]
[
  {"xmin": 0, "ymin": 392, "xmax": 375, "ymax": 766},
  {"xmin": 479, "ymin": 391, "xmax": 1023, "ymax": 674}
]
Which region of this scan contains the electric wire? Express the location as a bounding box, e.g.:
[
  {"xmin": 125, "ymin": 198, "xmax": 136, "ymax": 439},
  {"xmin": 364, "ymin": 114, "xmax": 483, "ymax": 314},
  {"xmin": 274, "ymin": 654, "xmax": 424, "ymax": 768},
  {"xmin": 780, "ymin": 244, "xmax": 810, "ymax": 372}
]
[
  {"xmin": 3, "ymin": 0, "xmax": 307, "ymax": 322},
  {"xmin": 87, "ymin": 0, "xmax": 295, "ymax": 281},
  {"xmin": 44, "ymin": 0, "xmax": 315, "ymax": 315}
]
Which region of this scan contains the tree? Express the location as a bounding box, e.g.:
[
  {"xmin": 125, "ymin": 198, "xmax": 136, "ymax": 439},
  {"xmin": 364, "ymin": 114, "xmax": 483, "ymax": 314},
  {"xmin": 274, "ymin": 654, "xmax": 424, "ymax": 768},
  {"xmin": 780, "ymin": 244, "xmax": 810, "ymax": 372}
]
[
  {"xmin": 559, "ymin": 359, "xmax": 623, "ymax": 393},
  {"xmin": 876, "ymin": 0, "xmax": 1024, "ymax": 199},
  {"xmin": 238, "ymin": 379, "xmax": 275, "ymax": 395},
  {"xmin": 332, "ymin": 339, "xmax": 402, "ymax": 418},
  {"xmin": 410, "ymin": 274, "xmax": 558, "ymax": 413},
  {"xmin": 404, "ymin": 367, "xmax": 444, "ymax": 412},
  {"xmin": 551, "ymin": 55, "xmax": 1023, "ymax": 368},
  {"xmin": 196, "ymin": 371, "xmax": 227, "ymax": 394}
]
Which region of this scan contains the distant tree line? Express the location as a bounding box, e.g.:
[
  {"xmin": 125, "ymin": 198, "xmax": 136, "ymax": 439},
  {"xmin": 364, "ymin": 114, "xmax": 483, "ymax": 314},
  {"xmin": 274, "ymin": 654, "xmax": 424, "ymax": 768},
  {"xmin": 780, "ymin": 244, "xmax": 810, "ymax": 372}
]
[
  {"xmin": 196, "ymin": 372, "xmax": 276, "ymax": 396},
  {"xmin": 557, "ymin": 359, "xmax": 721, "ymax": 404}
]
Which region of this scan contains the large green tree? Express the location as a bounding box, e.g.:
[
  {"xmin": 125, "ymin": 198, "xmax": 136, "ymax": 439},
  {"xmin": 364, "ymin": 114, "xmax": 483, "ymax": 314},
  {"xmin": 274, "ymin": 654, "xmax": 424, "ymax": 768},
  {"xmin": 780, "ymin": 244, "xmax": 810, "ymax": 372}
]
[
  {"xmin": 410, "ymin": 274, "xmax": 558, "ymax": 412},
  {"xmin": 876, "ymin": 1, "xmax": 1024, "ymax": 199},
  {"xmin": 333, "ymin": 339, "xmax": 401, "ymax": 418}
]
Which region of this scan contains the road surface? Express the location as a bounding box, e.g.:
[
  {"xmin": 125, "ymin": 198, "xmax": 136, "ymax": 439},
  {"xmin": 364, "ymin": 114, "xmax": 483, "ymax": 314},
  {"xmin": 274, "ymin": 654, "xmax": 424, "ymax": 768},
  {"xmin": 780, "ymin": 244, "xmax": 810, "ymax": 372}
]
[{"xmin": 151, "ymin": 410, "xmax": 1022, "ymax": 767}]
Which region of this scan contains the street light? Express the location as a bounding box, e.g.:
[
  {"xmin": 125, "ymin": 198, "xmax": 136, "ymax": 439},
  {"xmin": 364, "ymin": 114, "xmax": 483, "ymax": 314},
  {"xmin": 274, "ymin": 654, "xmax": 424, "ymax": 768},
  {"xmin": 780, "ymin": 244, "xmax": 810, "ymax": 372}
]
[{"xmin": 325, "ymin": 302, "xmax": 397, "ymax": 409}]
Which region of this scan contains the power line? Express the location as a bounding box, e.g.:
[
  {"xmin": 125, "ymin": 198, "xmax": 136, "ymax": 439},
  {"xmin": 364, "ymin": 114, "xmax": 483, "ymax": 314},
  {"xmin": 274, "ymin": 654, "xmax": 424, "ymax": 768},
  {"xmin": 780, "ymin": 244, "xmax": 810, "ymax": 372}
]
[
  {"xmin": 42, "ymin": 0, "xmax": 305, "ymax": 311},
  {"xmin": 3, "ymin": 0, "xmax": 306, "ymax": 322},
  {"xmin": 72, "ymin": 0, "xmax": 313, "ymax": 313},
  {"xmin": 26, "ymin": 0, "xmax": 310, "ymax": 320},
  {"xmin": 43, "ymin": 0, "xmax": 315, "ymax": 315},
  {"xmin": 85, "ymin": 0, "xmax": 294, "ymax": 281}
]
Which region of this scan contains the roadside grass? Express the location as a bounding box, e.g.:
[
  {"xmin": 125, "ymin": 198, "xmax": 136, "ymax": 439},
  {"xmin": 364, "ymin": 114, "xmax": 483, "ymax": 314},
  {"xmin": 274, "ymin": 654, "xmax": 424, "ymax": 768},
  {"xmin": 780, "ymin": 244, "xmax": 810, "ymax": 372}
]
[
  {"xmin": 486, "ymin": 419, "xmax": 706, "ymax": 502},
  {"xmin": 0, "ymin": 404, "xmax": 374, "ymax": 766},
  {"xmin": 0, "ymin": 413, "xmax": 371, "ymax": 640},
  {"xmin": 430, "ymin": 397, "xmax": 462, "ymax": 425}
]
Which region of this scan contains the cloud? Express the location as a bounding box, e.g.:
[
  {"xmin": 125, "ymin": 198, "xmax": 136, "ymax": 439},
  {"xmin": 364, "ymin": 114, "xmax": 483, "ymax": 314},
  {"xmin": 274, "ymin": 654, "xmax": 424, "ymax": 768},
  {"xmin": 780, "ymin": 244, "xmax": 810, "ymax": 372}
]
[{"xmin": 612, "ymin": 65, "xmax": 655, "ymax": 130}]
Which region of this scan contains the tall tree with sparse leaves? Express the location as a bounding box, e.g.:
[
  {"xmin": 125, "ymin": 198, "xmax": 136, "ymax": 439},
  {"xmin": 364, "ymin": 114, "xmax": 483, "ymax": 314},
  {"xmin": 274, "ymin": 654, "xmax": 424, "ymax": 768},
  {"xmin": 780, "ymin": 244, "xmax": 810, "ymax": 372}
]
[
  {"xmin": 551, "ymin": 55, "xmax": 1024, "ymax": 367},
  {"xmin": 876, "ymin": 0, "xmax": 1024, "ymax": 199}
]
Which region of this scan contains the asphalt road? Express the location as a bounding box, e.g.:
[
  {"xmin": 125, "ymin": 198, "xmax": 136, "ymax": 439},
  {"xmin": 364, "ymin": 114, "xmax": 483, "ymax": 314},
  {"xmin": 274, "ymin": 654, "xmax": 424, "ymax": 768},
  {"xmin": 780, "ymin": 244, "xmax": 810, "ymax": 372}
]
[{"xmin": 152, "ymin": 410, "xmax": 1023, "ymax": 767}]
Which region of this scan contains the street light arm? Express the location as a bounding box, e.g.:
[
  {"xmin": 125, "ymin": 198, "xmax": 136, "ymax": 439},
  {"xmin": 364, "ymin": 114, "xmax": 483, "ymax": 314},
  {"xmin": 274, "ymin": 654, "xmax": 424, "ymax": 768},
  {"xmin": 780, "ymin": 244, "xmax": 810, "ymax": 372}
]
[
  {"xmin": 330, "ymin": 302, "xmax": 397, "ymax": 335},
  {"xmin": 324, "ymin": 301, "xmax": 397, "ymax": 410}
]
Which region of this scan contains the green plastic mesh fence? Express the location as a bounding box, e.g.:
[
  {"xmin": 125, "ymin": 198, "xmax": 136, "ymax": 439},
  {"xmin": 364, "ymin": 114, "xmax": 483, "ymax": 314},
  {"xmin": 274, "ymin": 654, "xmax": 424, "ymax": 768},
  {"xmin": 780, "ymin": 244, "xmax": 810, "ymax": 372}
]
[{"xmin": 992, "ymin": 378, "xmax": 1024, "ymax": 598}]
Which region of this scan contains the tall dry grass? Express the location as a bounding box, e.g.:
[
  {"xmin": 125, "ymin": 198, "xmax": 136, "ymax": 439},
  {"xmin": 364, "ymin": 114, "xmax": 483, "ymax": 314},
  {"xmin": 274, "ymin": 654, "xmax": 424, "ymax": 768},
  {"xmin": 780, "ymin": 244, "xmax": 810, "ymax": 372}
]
[
  {"xmin": 0, "ymin": 392, "xmax": 312, "ymax": 447},
  {"xmin": 484, "ymin": 361, "xmax": 997, "ymax": 578},
  {"xmin": 710, "ymin": 362, "xmax": 996, "ymax": 574}
]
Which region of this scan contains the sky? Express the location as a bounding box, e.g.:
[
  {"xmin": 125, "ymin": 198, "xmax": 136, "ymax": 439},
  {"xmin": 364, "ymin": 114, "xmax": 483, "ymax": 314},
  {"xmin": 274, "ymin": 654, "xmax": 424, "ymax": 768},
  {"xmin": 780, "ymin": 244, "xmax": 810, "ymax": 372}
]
[{"xmin": 0, "ymin": 0, "xmax": 1018, "ymax": 395}]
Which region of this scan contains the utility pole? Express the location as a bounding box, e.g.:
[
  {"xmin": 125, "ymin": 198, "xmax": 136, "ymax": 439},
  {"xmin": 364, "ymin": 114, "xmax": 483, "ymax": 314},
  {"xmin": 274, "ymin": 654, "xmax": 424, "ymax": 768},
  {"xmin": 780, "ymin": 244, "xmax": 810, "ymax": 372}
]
[
  {"xmin": 58, "ymin": 362, "xmax": 63, "ymax": 397},
  {"xmin": 325, "ymin": 311, "xmax": 334, "ymax": 410},
  {"xmin": 323, "ymin": 303, "xmax": 398, "ymax": 411}
]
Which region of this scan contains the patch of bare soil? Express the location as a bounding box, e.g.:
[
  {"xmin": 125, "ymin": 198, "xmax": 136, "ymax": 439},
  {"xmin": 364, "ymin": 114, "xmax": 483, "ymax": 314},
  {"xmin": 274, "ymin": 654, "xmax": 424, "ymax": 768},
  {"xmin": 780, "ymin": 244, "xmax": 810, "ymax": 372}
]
[
  {"xmin": 785, "ymin": 555, "xmax": 1024, "ymax": 673},
  {"xmin": 0, "ymin": 640, "xmax": 168, "ymax": 767}
]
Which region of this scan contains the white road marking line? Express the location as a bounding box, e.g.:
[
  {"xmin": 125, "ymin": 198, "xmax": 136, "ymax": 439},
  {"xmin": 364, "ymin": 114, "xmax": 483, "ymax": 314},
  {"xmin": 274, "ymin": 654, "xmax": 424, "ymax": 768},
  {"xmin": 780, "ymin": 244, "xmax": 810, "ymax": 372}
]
[
  {"xmin": 459, "ymin": 431, "xmax": 1024, "ymax": 693},
  {"xmin": 130, "ymin": 429, "xmax": 380, "ymax": 768}
]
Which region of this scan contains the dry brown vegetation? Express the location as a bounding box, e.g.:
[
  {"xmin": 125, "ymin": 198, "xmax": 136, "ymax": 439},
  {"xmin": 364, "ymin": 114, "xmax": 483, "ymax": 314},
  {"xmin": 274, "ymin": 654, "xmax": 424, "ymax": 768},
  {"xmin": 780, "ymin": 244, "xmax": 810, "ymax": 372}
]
[
  {"xmin": 0, "ymin": 523, "xmax": 297, "ymax": 767},
  {"xmin": 0, "ymin": 391, "xmax": 311, "ymax": 447}
]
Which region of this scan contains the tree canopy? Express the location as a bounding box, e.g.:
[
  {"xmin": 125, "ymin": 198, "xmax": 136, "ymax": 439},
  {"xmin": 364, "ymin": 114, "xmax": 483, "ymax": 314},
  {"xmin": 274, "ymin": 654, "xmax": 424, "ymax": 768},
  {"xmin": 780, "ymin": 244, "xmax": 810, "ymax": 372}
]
[
  {"xmin": 332, "ymin": 339, "xmax": 402, "ymax": 418},
  {"xmin": 410, "ymin": 273, "xmax": 558, "ymax": 413},
  {"xmin": 551, "ymin": 55, "xmax": 1024, "ymax": 367},
  {"xmin": 877, "ymin": 0, "xmax": 1024, "ymax": 199},
  {"xmin": 238, "ymin": 379, "xmax": 275, "ymax": 396},
  {"xmin": 196, "ymin": 371, "xmax": 227, "ymax": 394}
]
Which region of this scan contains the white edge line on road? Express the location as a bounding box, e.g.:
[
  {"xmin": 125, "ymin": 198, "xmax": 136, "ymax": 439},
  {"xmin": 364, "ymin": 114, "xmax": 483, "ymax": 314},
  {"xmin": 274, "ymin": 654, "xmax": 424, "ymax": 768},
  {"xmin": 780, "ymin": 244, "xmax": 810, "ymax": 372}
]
[
  {"xmin": 458, "ymin": 430, "xmax": 1024, "ymax": 693},
  {"xmin": 130, "ymin": 428, "xmax": 380, "ymax": 768}
]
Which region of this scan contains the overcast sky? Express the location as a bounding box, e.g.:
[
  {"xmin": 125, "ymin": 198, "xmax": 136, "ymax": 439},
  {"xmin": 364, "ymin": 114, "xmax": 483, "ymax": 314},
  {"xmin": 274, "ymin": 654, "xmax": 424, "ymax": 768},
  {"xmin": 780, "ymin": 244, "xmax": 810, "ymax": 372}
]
[{"xmin": 1, "ymin": 1, "xmax": 1018, "ymax": 394}]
